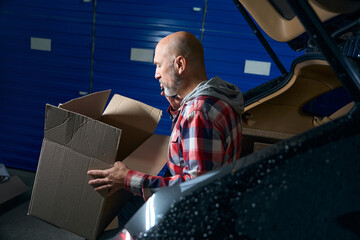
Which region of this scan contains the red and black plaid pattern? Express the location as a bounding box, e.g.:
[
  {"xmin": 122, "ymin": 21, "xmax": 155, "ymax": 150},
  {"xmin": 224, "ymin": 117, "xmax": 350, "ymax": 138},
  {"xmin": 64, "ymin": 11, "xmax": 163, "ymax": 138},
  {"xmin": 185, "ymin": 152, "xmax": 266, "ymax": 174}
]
[{"xmin": 125, "ymin": 95, "xmax": 242, "ymax": 200}]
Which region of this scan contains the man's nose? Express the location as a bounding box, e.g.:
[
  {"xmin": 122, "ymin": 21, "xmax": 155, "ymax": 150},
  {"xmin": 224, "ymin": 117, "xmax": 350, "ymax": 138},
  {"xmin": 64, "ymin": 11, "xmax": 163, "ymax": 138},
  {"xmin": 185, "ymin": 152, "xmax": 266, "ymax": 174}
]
[{"xmin": 155, "ymin": 68, "xmax": 161, "ymax": 79}]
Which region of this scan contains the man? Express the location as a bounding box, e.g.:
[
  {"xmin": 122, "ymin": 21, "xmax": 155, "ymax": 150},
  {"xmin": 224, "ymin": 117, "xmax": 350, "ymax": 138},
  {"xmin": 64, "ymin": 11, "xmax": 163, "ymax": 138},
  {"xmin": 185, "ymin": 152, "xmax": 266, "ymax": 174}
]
[{"xmin": 88, "ymin": 31, "xmax": 243, "ymax": 201}]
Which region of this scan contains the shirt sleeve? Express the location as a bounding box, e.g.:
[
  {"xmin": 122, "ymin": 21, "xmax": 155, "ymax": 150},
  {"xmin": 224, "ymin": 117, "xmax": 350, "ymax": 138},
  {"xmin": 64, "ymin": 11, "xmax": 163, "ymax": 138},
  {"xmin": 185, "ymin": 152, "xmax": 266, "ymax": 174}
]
[{"xmin": 124, "ymin": 109, "xmax": 225, "ymax": 201}]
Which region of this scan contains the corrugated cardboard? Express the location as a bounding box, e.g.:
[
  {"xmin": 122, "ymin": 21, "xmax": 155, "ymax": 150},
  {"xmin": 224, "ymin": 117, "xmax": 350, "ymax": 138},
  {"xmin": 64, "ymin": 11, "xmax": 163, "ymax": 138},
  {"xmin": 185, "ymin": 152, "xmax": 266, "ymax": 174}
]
[
  {"xmin": 123, "ymin": 134, "xmax": 170, "ymax": 173},
  {"xmin": 0, "ymin": 175, "xmax": 29, "ymax": 205},
  {"xmin": 28, "ymin": 90, "xmax": 167, "ymax": 240},
  {"xmin": 105, "ymin": 133, "xmax": 170, "ymax": 233}
]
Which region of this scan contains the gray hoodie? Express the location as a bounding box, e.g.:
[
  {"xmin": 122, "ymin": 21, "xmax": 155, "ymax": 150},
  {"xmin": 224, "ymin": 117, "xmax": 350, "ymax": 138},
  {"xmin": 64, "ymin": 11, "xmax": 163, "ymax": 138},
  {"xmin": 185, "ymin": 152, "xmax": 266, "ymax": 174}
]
[{"xmin": 182, "ymin": 76, "xmax": 244, "ymax": 114}]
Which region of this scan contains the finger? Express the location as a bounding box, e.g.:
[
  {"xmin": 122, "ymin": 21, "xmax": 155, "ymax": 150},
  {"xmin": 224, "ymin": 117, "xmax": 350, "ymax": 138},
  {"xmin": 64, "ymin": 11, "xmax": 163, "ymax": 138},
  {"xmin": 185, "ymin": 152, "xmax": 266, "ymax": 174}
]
[
  {"xmin": 88, "ymin": 178, "xmax": 108, "ymax": 186},
  {"xmin": 87, "ymin": 169, "xmax": 108, "ymax": 178},
  {"xmin": 94, "ymin": 184, "xmax": 112, "ymax": 192}
]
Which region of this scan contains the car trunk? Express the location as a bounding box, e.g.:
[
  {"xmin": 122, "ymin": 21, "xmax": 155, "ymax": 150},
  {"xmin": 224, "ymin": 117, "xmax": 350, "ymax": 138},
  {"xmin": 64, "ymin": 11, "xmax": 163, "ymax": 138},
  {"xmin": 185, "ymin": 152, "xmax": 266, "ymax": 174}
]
[{"xmin": 240, "ymin": 55, "xmax": 354, "ymax": 156}]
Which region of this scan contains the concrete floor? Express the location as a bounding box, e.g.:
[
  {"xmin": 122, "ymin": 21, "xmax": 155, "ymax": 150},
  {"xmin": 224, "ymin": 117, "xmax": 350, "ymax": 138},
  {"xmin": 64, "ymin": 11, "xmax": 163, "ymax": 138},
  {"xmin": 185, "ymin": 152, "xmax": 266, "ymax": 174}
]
[{"xmin": 0, "ymin": 168, "xmax": 123, "ymax": 240}]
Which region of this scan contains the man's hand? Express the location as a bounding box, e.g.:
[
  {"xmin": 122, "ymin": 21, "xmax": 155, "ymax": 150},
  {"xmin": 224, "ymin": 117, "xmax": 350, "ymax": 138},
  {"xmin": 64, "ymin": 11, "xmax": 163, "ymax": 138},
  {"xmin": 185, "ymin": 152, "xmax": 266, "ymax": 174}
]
[{"xmin": 87, "ymin": 161, "xmax": 129, "ymax": 196}]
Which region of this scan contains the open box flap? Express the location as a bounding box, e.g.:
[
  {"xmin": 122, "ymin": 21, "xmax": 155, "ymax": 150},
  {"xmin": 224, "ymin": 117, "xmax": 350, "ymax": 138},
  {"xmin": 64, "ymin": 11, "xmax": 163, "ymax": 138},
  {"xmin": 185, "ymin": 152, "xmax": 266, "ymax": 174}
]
[
  {"xmin": 59, "ymin": 90, "xmax": 111, "ymax": 120},
  {"xmin": 123, "ymin": 134, "xmax": 169, "ymax": 175},
  {"xmin": 44, "ymin": 104, "xmax": 121, "ymax": 164},
  {"xmin": 101, "ymin": 94, "xmax": 162, "ymax": 161},
  {"xmin": 102, "ymin": 94, "xmax": 162, "ymax": 133}
]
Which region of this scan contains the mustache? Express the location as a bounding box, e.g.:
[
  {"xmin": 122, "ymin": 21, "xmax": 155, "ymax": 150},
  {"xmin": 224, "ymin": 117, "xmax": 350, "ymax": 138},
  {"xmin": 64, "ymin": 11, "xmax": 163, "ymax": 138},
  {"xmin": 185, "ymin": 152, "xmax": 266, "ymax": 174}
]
[{"xmin": 159, "ymin": 79, "xmax": 166, "ymax": 87}]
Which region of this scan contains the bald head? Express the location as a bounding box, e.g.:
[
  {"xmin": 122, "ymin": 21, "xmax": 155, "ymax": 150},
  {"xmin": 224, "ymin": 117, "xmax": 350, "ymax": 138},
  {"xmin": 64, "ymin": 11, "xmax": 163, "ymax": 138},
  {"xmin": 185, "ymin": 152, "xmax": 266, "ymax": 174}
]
[
  {"xmin": 157, "ymin": 31, "xmax": 205, "ymax": 70},
  {"xmin": 154, "ymin": 31, "xmax": 208, "ymax": 98}
]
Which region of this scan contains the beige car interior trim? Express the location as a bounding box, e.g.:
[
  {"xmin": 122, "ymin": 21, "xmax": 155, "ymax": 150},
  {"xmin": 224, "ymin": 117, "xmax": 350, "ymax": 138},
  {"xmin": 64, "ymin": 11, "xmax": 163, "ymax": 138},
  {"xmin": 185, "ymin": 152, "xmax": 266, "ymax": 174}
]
[
  {"xmin": 242, "ymin": 58, "xmax": 343, "ymax": 136},
  {"xmin": 244, "ymin": 59, "xmax": 331, "ymax": 112},
  {"xmin": 241, "ymin": 127, "xmax": 295, "ymax": 157},
  {"xmin": 313, "ymin": 101, "xmax": 354, "ymax": 126},
  {"xmin": 311, "ymin": 0, "xmax": 360, "ymax": 14},
  {"xmin": 243, "ymin": 127, "xmax": 294, "ymax": 140},
  {"xmin": 238, "ymin": 0, "xmax": 338, "ymax": 42}
]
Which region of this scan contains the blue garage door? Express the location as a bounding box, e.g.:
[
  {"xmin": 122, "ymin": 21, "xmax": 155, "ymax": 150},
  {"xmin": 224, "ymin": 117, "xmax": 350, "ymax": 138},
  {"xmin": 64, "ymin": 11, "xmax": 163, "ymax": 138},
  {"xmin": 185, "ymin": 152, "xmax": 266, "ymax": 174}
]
[
  {"xmin": 0, "ymin": 0, "xmax": 94, "ymax": 170},
  {"xmin": 0, "ymin": 0, "xmax": 301, "ymax": 171}
]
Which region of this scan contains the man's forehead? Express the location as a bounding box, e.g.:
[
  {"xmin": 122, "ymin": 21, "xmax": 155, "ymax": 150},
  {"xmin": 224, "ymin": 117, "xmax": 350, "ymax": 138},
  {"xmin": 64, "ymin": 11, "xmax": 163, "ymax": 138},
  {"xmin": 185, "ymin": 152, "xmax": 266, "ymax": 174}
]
[
  {"xmin": 153, "ymin": 50, "xmax": 160, "ymax": 64},
  {"xmin": 153, "ymin": 44, "xmax": 166, "ymax": 63}
]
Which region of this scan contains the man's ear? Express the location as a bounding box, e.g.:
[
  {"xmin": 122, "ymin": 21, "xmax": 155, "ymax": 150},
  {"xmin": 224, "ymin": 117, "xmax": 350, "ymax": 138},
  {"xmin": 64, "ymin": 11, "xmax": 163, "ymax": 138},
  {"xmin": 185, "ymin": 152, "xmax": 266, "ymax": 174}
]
[{"xmin": 175, "ymin": 55, "xmax": 186, "ymax": 75}]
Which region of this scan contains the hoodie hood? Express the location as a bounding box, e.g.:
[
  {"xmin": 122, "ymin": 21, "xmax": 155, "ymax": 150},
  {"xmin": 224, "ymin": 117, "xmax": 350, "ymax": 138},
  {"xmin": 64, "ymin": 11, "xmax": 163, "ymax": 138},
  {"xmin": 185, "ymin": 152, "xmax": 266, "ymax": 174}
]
[{"xmin": 182, "ymin": 76, "xmax": 244, "ymax": 114}]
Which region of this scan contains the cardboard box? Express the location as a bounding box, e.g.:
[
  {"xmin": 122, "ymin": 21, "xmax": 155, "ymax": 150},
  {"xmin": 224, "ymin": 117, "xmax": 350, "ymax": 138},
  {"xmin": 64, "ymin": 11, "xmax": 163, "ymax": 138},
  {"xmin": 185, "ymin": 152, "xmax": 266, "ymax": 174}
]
[{"xmin": 28, "ymin": 90, "xmax": 168, "ymax": 240}]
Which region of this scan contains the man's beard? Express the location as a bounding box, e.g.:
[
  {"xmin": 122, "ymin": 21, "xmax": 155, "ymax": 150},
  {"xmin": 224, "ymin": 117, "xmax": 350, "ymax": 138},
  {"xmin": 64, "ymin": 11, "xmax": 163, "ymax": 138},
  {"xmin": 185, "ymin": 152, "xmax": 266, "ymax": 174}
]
[{"xmin": 162, "ymin": 66, "xmax": 182, "ymax": 97}]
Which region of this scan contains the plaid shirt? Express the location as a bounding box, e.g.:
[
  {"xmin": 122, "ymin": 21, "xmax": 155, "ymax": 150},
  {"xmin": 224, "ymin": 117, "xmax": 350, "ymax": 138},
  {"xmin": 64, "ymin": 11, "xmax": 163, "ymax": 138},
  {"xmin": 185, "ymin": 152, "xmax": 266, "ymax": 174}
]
[{"xmin": 125, "ymin": 95, "xmax": 242, "ymax": 200}]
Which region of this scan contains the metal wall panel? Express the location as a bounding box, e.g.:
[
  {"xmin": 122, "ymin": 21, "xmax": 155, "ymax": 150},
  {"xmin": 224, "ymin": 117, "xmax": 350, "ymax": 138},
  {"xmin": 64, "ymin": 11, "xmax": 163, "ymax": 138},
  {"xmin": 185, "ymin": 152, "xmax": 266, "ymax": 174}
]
[{"xmin": 0, "ymin": 1, "xmax": 94, "ymax": 171}]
